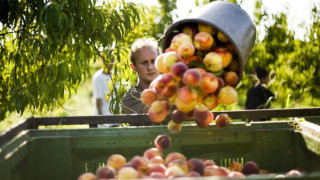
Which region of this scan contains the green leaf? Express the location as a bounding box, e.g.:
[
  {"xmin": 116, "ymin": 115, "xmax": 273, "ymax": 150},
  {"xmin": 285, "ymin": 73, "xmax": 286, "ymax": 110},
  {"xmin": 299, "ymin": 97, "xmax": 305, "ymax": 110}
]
[
  {"xmin": 33, "ymin": 40, "xmax": 39, "ymax": 54},
  {"xmin": 14, "ymin": 53, "xmax": 21, "ymax": 65}
]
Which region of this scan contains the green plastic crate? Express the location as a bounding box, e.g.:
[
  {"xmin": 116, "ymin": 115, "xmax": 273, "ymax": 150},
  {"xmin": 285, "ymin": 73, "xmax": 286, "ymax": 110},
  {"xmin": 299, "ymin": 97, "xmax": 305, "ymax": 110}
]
[{"xmin": 1, "ymin": 121, "xmax": 320, "ymax": 180}]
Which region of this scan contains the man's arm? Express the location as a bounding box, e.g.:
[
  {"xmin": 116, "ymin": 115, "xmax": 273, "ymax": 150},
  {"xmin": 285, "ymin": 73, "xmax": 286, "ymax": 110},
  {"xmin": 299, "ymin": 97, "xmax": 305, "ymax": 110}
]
[{"xmin": 96, "ymin": 99, "xmax": 103, "ymax": 115}]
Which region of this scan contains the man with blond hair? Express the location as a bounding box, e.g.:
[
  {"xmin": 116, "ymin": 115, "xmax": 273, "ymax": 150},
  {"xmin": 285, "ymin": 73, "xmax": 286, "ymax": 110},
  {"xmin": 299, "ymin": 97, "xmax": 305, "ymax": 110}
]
[{"xmin": 121, "ymin": 38, "xmax": 160, "ymax": 114}]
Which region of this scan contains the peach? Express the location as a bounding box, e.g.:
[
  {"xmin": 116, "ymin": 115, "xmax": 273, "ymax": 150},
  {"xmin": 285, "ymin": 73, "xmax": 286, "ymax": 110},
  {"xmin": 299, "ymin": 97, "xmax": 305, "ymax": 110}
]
[
  {"xmin": 202, "ymin": 159, "xmax": 216, "ymax": 167},
  {"xmin": 168, "ymin": 92, "xmax": 178, "ymax": 105},
  {"xmin": 172, "ymin": 109, "xmax": 186, "ymax": 124},
  {"xmin": 121, "ymin": 162, "xmax": 134, "ymax": 168},
  {"xmin": 228, "ymin": 59, "xmax": 239, "ymax": 72},
  {"xmin": 137, "ymin": 170, "xmax": 146, "ymax": 179},
  {"xmin": 275, "ymin": 174, "xmax": 286, "ymax": 178},
  {"xmin": 147, "ymin": 163, "xmax": 167, "ymax": 175},
  {"xmin": 286, "ymin": 170, "xmax": 302, "ymax": 177},
  {"xmin": 198, "ymin": 23, "xmax": 217, "ymax": 35},
  {"xmin": 216, "ymin": 76, "xmax": 225, "ymax": 93},
  {"xmin": 259, "ymin": 169, "xmax": 270, "ymax": 175},
  {"xmin": 170, "ymin": 62, "xmax": 188, "ymax": 81},
  {"xmin": 217, "ymin": 31, "xmax": 229, "ymax": 43},
  {"xmin": 170, "ymin": 33, "xmax": 193, "ymax": 52},
  {"xmin": 185, "ymin": 110, "xmax": 195, "ymax": 120},
  {"xmin": 177, "ymin": 86, "xmax": 198, "ymax": 104},
  {"xmin": 182, "ymin": 26, "xmax": 197, "ymax": 39},
  {"xmin": 203, "ymin": 165, "xmax": 218, "ymax": 176},
  {"xmin": 241, "ymin": 161, "xmax": 259, "ymax": 175},
  {"xmin": 143, "ymin": 148, "xmax": 163, "ymax": 160},
  {"xmin": 226, "ymin": 42, "xmax": 236, "ymax": 54},
  {"xmin": 183, "ymin": 56, "xmax": 202, "ymax": 68},
  {"xmin": 149, "ymin": 172, "xmax": 166, "ymax": 178},
  {"xmin": 167, "ymin": 120, "xmax": 182, "ymax": 133},
  {"xmin": 154, "ymin": 134, "xmax": 172, "ymax": 150},
  {"xmin": 141, "ymin": 89, "xmax": 158, "ymax": 107},
  {"xmin": 215, "ymin": 113, "xmax": 231, "ymax": 128},
  {"xmin": 214, "ymin": 47, "xmax": 233, "ymax": 68},
  {"xmin": 196, "ymin": 93, "xmax": 205, "ymax": 104},
  {"xmin": 164, "ymin": 166, "xmax": 185, "ymax": 178},
  {"xmin": 203, "ymin": 93, "xmax": 218, "ymax": 110},
  {"xmin": 96, "ymin": 166, "xmax": 115, "ymax": 179},
  {"xmin": 193, "ymin": 105, "xmax": 209, "ymax": 123},
  {"xmin": 203, "ymin": 52, "xmax": 223, "ymax": 72},
  {"xmin": 155, "ymin": 53, "xmax": 170, "ymax": 73},
  {"xmin": 163, "ymin": 51, "xmax": 181, "ymax": 68},
  {"xmin": 224, "ymin": 71, "xmax": 238, "ymax": 86},
  {"xmin": 194, "ymin": 32, "xmax": 214, "ymax": 51},
  {"xmin": 130, "ymin": 156, "xmax": 148, "ymax": 171},
  {"xmin": 200, "ymin": 72, "xmax": 219, "ymax": 93},
  {"xmin": 194, "ymin": 67, "xmax": 207, "ymax": 75},
  {"xmin": 228, "ymin": 171, "xmax": 246, "ymax": 178},
  {"xmin": 107, "ymin": 154, "xmax": 126, "ymax": 171},
  {"xmin": 149, "ymin": 75, "xmax": 161, "ymax": 91},
  {"xmin": 228, "ymin": 161, "xmax": 243, "ymax": 172},
  {"xmin": 117, "ymin": 167, "xmax": 139, "ymax": 179},
  {"xmin": 217, "ymin": 86, "xmax": 238, "ymax": 105},
  {"xmin": 196, "ymin": 110, "xmax": 214, "ymax": 128},
  {"xmin": 149, "ymin": 156, "xmax": 165, "ymax": 165},
  {"xmin": 77, "ymin": 172, "xmax": 96, "ymax": 180},
  {"xmin": 186, "ymin": 171, "xmax": 201, "ymax": 177},
  {"xmin": 178, "ymin": 42, "xmax": 195, "ymax": 58},
  {"xmin": 165, "ymin": 47, "xmax": 175, "ymax": 53},
  {"xmin": 175, "ymin": 95, "xmax": 197, "ymax": 113},
  {"xmin": 208, "ymin": 166, "xmax": 229, "ymax": 177},
  {"xmin": 292, "ymin": 168, "xmax": 306, "ymax": 174},
  {"xmin": 171, "ymin": 174, "xmax": 186, "ymax": 178},
  {"xmin": 168, "ymin": 159, "xmax": 189, "ymax": 173},
  {"xmin": 188, "ymin": 158, "xmax": 205, "ymax": 176},
  {"xmin": 165, "ymin": 152, "xmax": 187, "ymax": 165},
  {"xmin": 154, "ymin": 73, "xmax": 178, "ymax": 98},
  {"xmin": 182, "ymin": 69, "xmax": 201, "ymax": 87},
  {"xmin": 148, "ymin": 100, "xmax": 171, "ymax": 123}
]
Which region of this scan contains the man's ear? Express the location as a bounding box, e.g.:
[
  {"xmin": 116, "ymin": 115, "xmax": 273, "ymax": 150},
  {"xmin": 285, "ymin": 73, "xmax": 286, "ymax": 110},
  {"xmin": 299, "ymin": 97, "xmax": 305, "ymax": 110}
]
[{"xmin": 130, "ymin": 64, "xmax": 136, "ymax": 71}]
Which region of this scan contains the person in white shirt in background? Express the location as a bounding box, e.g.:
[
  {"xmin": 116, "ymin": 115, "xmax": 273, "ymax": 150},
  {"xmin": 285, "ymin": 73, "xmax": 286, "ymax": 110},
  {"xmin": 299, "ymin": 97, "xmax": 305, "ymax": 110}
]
[{"xmin": 92, "ymin": 58, "xmax": 118, "ymax": 127}]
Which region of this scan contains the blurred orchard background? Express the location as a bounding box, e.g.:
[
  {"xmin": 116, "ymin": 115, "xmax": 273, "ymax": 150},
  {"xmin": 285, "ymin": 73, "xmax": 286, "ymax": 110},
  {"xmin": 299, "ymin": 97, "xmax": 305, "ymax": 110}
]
[{"xmin": 1, "ymin": 0, "xmax": 320, "ymax": 132}]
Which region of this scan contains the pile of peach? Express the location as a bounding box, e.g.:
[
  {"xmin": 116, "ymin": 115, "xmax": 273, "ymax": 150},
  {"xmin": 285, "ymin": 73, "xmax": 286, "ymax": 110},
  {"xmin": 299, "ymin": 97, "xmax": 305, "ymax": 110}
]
[
  {"xmin": 78, "ymin": 134, "xmax": 305, "ymax": 180},
  {"xmin": 141, "ymin": 23, "xmax": 239, "ymax": 132}
]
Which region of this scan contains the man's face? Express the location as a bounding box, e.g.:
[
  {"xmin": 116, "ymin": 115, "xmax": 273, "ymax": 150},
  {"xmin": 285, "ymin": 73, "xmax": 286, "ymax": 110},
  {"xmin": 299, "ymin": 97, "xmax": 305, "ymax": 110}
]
[{"xmin": 133, "ymin": 46, "xmax": 159, "ymax": 85}]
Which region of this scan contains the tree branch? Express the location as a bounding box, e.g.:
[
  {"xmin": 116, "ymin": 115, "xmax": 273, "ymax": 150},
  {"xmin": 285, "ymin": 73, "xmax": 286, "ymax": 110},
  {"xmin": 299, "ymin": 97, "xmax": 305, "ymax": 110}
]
[
  {"xmin": 0, "ymin": 30, "xmax": 24, "ymax": 36},
  {"xmin": 87, "ymin": 39, "xmax": 110, "ymax": 67}
]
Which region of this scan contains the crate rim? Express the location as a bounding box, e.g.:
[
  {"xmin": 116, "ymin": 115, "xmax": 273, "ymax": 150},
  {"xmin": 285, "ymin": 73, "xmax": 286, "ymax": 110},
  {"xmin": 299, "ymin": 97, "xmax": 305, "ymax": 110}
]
[{"xmin": 1, "ymin": 108, "xmax": 320, "ymax": 148}]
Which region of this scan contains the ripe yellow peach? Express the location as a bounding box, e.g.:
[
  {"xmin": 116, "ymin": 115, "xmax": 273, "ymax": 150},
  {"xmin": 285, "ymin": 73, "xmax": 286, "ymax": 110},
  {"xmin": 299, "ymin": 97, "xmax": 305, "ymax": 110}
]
[
  {"xmin": 107, "ymin": 154, "xmax": 126, "ymax": 171},
  {"xmin": 203, "ymin": 52, "xmax": 223, "ymax": 72},
  {"xmin": 194, "ymin": 32, "xmax": 214, "ymax": 51},
  {"xmin": 177, "ymin": 42, "xmax": 195, "ymax": 58},
  {"xmin": 217, "ymin": 86, "xmax": 238, "ymax": 105},
  {"xmin": 170, "ymin": 33, "xmax": 193, "ymax": 52},
  {"xmin": 217, "ymin": 31, "xmax": 229, "ymax": 43},
  {"xmin": 214, "ymin": 47, "xmax": 233, "ymax": 68},
  {"xmin": 141, "ymin": 89, "xmax": 158, "ymax": 107},
  {"xmin": 148, "ymin": 100, "xmax": 171, "ymax": 123},
  {"xmin": 198, "ymin": 23, "xmax": 217, "ymax": 35}
]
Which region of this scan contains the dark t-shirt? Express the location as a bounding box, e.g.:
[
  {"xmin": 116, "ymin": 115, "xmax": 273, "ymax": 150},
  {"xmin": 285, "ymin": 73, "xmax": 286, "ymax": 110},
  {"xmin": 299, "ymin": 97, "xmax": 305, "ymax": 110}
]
[
  {"xmin": 121, "ymin": 86, "xmax": 146, "ymax": 114},
  {"xmin": 245, "ymin": 84, "xmax": 274, "ymax": 109}
]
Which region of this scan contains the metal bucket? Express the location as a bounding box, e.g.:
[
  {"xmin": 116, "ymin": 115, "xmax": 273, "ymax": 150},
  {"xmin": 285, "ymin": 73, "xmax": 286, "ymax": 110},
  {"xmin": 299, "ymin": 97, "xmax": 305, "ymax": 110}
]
[{"xmin": 162, "ymin": 1, "xmax": 256, "ymax": 81}]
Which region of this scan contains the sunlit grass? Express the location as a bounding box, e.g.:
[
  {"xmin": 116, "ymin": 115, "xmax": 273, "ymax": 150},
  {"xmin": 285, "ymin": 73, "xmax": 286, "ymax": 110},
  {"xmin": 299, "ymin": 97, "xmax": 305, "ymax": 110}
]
[{"xmin": 0, "ymin": 81, "xmax": 94, "ymax": 133}]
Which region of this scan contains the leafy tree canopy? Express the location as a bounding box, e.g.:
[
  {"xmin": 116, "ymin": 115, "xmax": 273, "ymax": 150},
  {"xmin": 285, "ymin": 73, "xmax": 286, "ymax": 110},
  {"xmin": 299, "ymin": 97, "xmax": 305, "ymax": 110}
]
[{"xmin": 0, "ymin": 0, "xmax": 141, "ymax": 120}]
